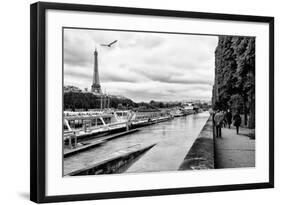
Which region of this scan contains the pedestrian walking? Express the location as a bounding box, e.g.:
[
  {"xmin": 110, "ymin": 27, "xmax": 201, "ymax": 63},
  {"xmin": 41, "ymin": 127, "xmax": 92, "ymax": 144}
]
[
  {"xmin": 214, "ymin": 110, "xmax": 224, "ymax": 138},
  {"xmin": 222, "ymin": 111, "xmax": 227, "ymax": 128},
  {"xmin": 233, "ymin": 111, "xmax": 242, "ymax": 134},
  {"xmin": 225, "ymin": 109, "xmax": 232, "ymax": 128}
]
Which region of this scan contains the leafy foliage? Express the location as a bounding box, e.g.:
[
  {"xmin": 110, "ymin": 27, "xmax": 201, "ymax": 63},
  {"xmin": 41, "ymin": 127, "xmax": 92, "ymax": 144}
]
[
  {"xmin": 213, "ymin": 36, "xmax": 255, "ymax": 128},
  {"xmin": 64, "ymin": 92, "xmax": 137, "ymax": 110}
]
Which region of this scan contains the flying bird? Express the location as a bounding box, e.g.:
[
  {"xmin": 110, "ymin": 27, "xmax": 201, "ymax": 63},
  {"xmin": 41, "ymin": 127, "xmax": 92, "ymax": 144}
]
[{"xmin": 100, "ymin": 40, "xmax": 118, "ymax": 47}]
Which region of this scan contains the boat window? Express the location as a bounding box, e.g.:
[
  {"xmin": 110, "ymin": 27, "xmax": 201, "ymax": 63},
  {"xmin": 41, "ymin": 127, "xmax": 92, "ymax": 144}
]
[
  {"xmin": 96, "ymin": 118, "xmax": 103, "ymax": 126},
  {"xmin": 63, "ymin": 125, "xmax": 68, "ymax": 130},
  {"xmin": 103, "ymin": 117, "xmax": 111, "ymax": 124}
]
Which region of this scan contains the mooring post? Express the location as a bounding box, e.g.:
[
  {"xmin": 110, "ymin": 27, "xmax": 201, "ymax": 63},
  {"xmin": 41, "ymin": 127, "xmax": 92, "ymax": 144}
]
[
  {"xmin": 84, "ymin": 123, "xmax": 86, "ymax": 133},
  {"xmin": 74, "ymin": 134, "xmax": 77, "ymax": 148},
  {"xmin": 69, "ymin": 135, "xmax": 72, "ymax": 149},
  {"xmin": 126, "ymin": 122, "xmax": 129, "ymax": 131}
]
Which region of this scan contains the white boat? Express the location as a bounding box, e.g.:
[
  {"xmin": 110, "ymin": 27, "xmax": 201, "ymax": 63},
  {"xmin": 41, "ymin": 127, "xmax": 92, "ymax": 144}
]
[
  {"xmin": 170, "ymin": 109, "xmax": 184, "ymax": 117},
  {"xmin": 64, "ymin": 111, "xmax": 130, "ymax": 143},
  {"xmin": 64, "ymin": 109, "xmax": 174, "ymax": 145}
]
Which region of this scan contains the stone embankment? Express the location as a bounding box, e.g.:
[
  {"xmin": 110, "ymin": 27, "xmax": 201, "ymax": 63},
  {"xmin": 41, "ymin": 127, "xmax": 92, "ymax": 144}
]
[
  {"xmin": 67, "ymin": 143, "xmax": 156, "ymax": 176},
  {"xmin": 179, "ymin": 117, "xmax": 214, "ymax": 170}
]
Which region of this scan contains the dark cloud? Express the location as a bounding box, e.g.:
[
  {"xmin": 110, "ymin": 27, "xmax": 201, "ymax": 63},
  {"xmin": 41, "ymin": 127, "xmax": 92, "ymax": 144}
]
[
  {"xmin": 64, "ymin": 70, "xmax": 91, "ymax": 80},
  {"xmin": 133, "ymin": 68, "xmax": 212, "ymax": 85},
  {"xmin": 102, "ymin": 73, "xmax": 140, "ymax": 83},
  {"xmin": 115, "ymin": 83, "xmax": 212, "ymax": 102},
  {"xmin": 164, "ymin": 77, "xmax": 212, "ymax": 85},
  {"xmin": 65, "ymin": 69, "xmax": 139, "ymax": 83},
  {"xmin": 119, "ymin": 35, "xmax": 164, "ymax": 49},
  {"xmin": 64, "ymin": 36, "xmax": 92, "ymax": 67},
  {"xmin": 64, "ymin": 49, "xmax": 92, "ymax": 67}
]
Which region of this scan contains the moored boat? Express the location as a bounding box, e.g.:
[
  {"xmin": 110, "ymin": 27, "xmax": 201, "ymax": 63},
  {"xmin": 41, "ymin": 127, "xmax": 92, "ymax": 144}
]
[{"xmin": 64, "ymin": 109, "xmax": 175, "ymax": 146}]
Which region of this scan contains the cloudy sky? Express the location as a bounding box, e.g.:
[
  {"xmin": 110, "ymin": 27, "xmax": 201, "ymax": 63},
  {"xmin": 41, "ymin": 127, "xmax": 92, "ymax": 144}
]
[{"xmin": 64, "ymin": 28, "xmax": 218, "ymax": 102}]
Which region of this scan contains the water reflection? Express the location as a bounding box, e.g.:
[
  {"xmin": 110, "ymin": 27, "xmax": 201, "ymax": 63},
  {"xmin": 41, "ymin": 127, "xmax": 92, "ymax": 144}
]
[{"xmin": 126, "ymin": 112, "xmax": 209, "ymax": 173}]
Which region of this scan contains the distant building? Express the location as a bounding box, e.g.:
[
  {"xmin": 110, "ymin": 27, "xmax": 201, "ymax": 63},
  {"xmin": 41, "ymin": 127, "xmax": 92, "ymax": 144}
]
[{"xmin": 64, "ymin": 85, "xmax": 82, "ymax": 93}]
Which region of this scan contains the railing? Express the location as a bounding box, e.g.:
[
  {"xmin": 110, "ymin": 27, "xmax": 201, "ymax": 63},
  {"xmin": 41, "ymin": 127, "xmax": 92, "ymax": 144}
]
[
  {"xmin": 64, "ymin": 130, "xmax": 77, "ymax": 149},
  {"xmin": 63, "ymin": 110, "xmax": 173, "ymax": 138}
]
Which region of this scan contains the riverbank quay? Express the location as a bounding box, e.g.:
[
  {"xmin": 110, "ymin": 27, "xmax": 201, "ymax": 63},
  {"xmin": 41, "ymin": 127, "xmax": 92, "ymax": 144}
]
[
  {"xmin": 179, "ymin": 116, "xmax": 214, "ymax": 170},
  {"xmin": 64, "ymin": 129, "xmax": 140, "ymax": 158},
  {"xmin": 67, "ymin": 143, "xmax": 156, "ymax": 176},
  {"xmin": 214, "ymin": 126, "xmax": 255, "ymax": 168}
]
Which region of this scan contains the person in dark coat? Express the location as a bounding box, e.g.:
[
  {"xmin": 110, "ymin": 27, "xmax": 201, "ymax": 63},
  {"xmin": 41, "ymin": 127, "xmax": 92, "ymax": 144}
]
[
  {"xmin": 225, "ymin": 109, "xmax": 232, "ymax": 129},
  {"xmin": 214, "ymin": 110, "xmax": 224, "ymax": 138},
  {"xmin": 233, "ymin": 112, "xmax": 242, "ymax": 134}
]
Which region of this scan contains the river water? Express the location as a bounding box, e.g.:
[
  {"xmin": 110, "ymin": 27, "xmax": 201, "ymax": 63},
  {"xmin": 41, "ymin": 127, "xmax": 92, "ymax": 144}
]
[{"xmin": 64, "ymin": 112, "xmax": 210, "ymax": 175}]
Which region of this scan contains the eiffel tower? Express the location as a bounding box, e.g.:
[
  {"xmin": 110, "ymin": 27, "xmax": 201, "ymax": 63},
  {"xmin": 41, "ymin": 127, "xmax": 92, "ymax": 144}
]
[{"xmin": 91, "ymin": 48, "xmax": 102, "ymax": 94}]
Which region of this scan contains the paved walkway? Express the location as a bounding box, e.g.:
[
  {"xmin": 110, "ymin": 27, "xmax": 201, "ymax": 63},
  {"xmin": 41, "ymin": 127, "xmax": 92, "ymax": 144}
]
[{"xmin": 214, "ymin": 126, "xmax": 255, "ymax": 168}]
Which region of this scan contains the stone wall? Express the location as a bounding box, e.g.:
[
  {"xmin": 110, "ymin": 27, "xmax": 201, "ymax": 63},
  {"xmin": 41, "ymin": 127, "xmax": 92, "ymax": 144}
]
[
  {"xmin": 67, "ymin": 144, "xmax": 156, "ymax": 176},
  {"xmin": 178, "ymin": 117, "xmax": 214, "ymax": 170}
]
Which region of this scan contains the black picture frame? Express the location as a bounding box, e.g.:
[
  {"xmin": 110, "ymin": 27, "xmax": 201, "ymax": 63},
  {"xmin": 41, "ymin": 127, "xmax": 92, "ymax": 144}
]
[{"xmin": 30, "ymin": 2, "xmax": 274, "ymax": 203}]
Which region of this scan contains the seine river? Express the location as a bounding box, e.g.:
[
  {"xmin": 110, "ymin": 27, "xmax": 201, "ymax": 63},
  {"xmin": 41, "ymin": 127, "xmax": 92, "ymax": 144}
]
[{"xmin": 64, "ymin": 112, "xmax": 210, "ymax": 175}]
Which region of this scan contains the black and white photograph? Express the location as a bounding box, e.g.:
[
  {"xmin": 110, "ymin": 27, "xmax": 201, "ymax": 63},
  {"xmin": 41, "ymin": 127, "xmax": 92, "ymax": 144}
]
[
  {"xmin": 28, "ymin": 1, "xmax": 274, "ymax": 203},
  {"xmin": 63, "ymin": 28, "xmax": 256, "ymax": 176}
]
